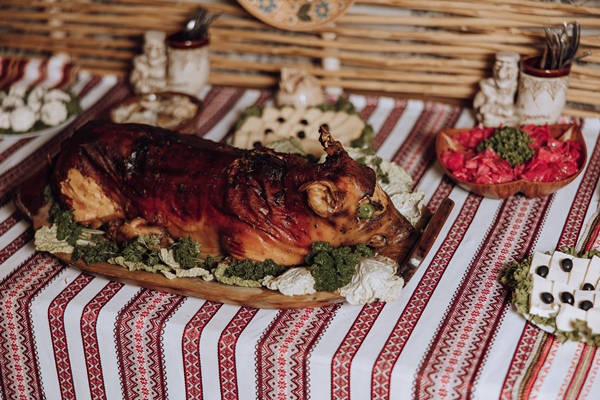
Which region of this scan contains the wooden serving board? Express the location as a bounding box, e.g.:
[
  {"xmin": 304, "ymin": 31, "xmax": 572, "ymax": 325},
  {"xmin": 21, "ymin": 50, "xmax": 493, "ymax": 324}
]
[{"xmin": 15, "ymin": 162, "xmax": 453, "ymax": 309}]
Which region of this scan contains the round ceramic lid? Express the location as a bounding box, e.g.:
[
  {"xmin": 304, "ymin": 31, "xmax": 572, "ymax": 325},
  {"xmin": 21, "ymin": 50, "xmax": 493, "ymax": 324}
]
[{"xmin": 237, "ymin": 0, "xmax": 355, "ymax": 31}]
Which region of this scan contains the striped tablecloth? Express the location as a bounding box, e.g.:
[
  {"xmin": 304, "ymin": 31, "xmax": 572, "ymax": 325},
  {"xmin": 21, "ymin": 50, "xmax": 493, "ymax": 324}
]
[{"xmin": 1, "ymin": 57, "xmax": 600, "ymax": 400}]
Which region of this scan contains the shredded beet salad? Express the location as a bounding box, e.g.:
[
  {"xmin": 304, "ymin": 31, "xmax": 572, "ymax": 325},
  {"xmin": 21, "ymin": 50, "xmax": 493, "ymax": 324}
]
[{"xmin": 440, "ymin": 125, "xmax": 584, "ymax": 184}]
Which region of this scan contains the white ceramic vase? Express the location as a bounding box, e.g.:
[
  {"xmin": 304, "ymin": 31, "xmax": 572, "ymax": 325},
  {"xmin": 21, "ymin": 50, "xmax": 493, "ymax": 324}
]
[
  {"xmin": 515, "ymin": 55, "xmax": 571, "ymax": 125},
  {"xmin": 166, "ymin": 33, "xmax": 210, "ymax": 98}
]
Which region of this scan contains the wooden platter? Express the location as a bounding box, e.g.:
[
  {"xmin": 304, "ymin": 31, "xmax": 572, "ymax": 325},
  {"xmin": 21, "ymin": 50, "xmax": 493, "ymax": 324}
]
[
  {"xmin": 15, "ymin": 162, "xmax": 453, "ymax": 309},
  {"xmin": 435, "ymin": 124, "xmax": 587, "ymax": 199}
]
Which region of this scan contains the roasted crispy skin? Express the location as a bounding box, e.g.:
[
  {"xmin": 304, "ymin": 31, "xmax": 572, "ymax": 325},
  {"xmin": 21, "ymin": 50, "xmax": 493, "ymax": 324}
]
[{"xmin": 51, "ymin": 120, "xmax": 413, "ymax": 266}]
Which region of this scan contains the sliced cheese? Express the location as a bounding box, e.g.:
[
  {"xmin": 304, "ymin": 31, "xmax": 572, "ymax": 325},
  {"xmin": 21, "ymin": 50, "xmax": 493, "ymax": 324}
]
[
  {"xmin": 530, "ymin": 274, "xmax": 558, "ymax": 318},
  {"xmin": 328, "ymin": 111, "xmax": 350, "ymax": 131},
  {"xmin": 551, "ymin": 280, "xmax": 574, "ymax": 306},
  {"xmin": 528, "ymin": 251, "xmax": 552, "ymax": 275},
  {"xmin": 279, "ymin": 106, "xmax": 295, "ymax": 120},
  {"xmin": 332, "ymin": 114, "xmax": 366, "ymax": 142},
  {"xmin": 574, "ymin": 290, "xmax": 595, "ymax": 310},
  {"xmin": 583, "ymin": 256, "xmax": 600, "ymax": 290},
  {"xmin": 567, "ymin": 257, "xmax": 591, "ymax": 288},
  {"xmin": 261, "ymin": 107, "xmax": 280, "ymax": 122},
  {"xmin": 547, "ymin": 251, "xmax": 572, "ymax": 284},
  {"xmin": 586, "ymin": 308, "xmax": 600, "ymax": 334},
  {"xmin": 555, "ymin": 304, "xmax": 587, "ymax": 332}
]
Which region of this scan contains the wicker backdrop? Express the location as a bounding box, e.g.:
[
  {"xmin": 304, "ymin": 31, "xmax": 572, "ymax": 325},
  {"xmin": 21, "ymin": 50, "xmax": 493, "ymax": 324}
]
[{"xmin": 1, "ymin": 0, "xmax": 599, "ymax": 117}]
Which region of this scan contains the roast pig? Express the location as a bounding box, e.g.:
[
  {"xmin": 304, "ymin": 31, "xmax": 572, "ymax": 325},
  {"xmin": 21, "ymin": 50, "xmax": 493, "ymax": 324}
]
[{"xmin": 51, "ymin": 120, "xmax": 414, "ymax": 266}]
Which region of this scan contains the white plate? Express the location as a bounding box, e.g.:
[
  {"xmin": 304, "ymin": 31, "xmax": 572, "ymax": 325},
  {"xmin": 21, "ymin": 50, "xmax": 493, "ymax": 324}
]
[{"xmin": 0, "ymin": 115, "xmax": 76, "ymax": 140}]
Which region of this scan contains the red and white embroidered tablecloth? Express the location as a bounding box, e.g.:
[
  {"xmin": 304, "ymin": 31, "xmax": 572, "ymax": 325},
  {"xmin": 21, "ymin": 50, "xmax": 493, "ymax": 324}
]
[{"xmin": 1, "ymin": 57, "xmax": 600, "ymax": 400}]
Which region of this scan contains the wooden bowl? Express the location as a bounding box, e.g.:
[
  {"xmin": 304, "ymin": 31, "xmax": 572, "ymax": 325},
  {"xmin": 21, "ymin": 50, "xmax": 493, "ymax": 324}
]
[{"xmin": 435, "ymin": 124, "xmax": 587, "ymax": 199}]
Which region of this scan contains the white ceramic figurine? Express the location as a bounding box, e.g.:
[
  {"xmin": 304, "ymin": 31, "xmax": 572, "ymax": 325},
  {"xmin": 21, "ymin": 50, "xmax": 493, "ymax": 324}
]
[{"xmin": 473, "ymin": 51, "xmax": 520, "ymax": 127}]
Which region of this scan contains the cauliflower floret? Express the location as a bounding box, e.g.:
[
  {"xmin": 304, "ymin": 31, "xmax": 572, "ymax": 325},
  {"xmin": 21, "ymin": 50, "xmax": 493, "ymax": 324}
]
[
  {"xmin": 40, "ymin": 100, "xmax": 68, "ymax": 126},
  {"xmin": 28, "ymin": 86, "xmax": 47, "ymax": 113},
  {"xmin": 43, "ymin": 88, "xmax": 71, "ymax": 103},
  {"xmin": 10, "ymin": 106, "xmax": 36, "ymax": 132},
  {"xmin": 28, "ymin": 86, "xmax": 47, "ymax": 104},
  {"xmin": 0, "ymin": 111, "xmax": 10, "ymax": 129},
  {"xmin": 339, "ymin": 256, "xmax": 404, "ymax": 305},
  {"xmin": 8, "ymin": 84, "xmax": 27, "ymax": 98},
  {"xmin": 263, "ymin": 267, "xmax": 316, "ymax": 296},
  {"xmin": 2, "ymin": 94, "xmax": 25, "ymax": 109}
]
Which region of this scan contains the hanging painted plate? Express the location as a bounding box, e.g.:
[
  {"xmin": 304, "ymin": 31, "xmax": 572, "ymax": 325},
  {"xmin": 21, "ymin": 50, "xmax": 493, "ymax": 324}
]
[{"xmin": 237, "ymin": 0, "xmax": 354, "ymax": 31}]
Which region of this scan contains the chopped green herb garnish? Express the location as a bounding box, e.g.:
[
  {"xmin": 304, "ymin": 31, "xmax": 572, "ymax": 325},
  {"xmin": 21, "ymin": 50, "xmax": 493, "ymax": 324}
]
[
  {"xmin": 306, "ymin": 241, "xmax": 372, "ymax": 292},
  {"xmin": 222, "ymin": 258, "xmax": 287, "ymax": 281},
  {"xmin": 476, "ymin": 126, "xmax": 535, "ymax": 166},
  {"xmin": 172, "ymin": 236, "xmax": 203, "ymax": 269}
]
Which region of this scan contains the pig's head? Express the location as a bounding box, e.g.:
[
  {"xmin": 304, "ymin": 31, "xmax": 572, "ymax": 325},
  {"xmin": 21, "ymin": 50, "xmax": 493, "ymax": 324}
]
[{"xmin": 299, "ymin": 126, "xmax": 414, "ymax": 250}]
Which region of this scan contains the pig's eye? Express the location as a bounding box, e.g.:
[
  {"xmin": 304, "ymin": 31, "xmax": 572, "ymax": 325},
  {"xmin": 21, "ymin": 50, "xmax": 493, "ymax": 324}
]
[{"xmin": 357, "ymin": 203, "xmax": 375, "ymax": 219}]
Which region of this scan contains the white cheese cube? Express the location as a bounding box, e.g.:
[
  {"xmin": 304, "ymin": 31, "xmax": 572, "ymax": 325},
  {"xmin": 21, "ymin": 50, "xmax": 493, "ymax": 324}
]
[
  {"xmin": 552, "ymin": 280, "xmax": 574, "ymax": 306},
  {"xmin": 547, "ymin": 251, "xmax": 572, "ymax": 284},
  {"xmin": 528, "ymin": 251, "xmax": 552, "ymax": 275},
  {"xmin": 530, "ymin": 274, "xmax": 558, "ymax": 318},
  {"xmin": 583, "ymin": 256, "xmax": 600, "ymax": 290},
  {"xmin": 586, "ymin": 308, "xmax": 600, "ymax": 334},
  {"xmin": 574, "ymin": 290, "xmax": 595, "ymax": 311},
  {"xmin": 567, "ymin": 257, "xmax": 591, "ymax": 288},
  {"xmin": 555, "ymin": 304, "xmax": 587, "ymax": 332}
]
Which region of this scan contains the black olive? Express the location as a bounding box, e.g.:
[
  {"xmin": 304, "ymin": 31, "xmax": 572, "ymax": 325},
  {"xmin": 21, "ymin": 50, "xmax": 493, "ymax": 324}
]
[
  {"xmin": 582, "ymin": 282, "xmax": 595, "ymax": 291},
  {"xmin": 560, "ymin": 258, "xmax": 573, "ymax": 272},
  {"xmin": 265, "ymin": 128, "xmax": 273, "ymax": 134},
  {"xmin": 560, "ymin": 291, "xmax": 574, "ymax": 305},
  {"xmin": 277, "ymin": 117, "xmax": 285, "ymax": 123},
  {"xmin": 300, "ymin": 119, "xmax": 308, "ymax": 125},
  {"xmin": 253, "ymin": 141, "xmax": 262, "ymax": 148},
  {"xmin": 540, "ymin": 292, "xmax": 554, "ymax": 304},
  {"xmin": 297, "ymin": 130, "xmax": 306, "ymax": 139},
  {"xmin": 579, "ymin": 300, "xmax": 594, "ymax": 311},
  {"xmin": 535, "ymin": 265, "xmax": 549, "ymax": 278}
]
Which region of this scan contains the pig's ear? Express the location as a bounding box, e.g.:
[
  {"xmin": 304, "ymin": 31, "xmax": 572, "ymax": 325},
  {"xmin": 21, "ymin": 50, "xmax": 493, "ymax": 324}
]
[{"xmin": 300, "ymin": 180, "xmax": 339, "ymax": 218}]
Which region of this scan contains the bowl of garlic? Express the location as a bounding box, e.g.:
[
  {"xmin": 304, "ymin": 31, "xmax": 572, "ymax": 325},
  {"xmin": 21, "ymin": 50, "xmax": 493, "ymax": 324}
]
[{"xmin": 0, "ymin": 85, "xmax": 82, "ymax": 139}]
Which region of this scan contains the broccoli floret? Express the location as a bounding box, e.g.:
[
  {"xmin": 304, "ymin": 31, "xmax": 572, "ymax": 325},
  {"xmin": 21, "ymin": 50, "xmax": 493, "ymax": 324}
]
[{"xmin": 306, "ymin": 241, "xmax": 372, "ymax": 292}]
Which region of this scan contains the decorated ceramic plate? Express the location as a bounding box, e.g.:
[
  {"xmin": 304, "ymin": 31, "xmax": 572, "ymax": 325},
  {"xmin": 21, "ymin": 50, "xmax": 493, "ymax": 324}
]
[{"xmin": 237, "ymin": 0, "xmax": 355, "ymax": 31}]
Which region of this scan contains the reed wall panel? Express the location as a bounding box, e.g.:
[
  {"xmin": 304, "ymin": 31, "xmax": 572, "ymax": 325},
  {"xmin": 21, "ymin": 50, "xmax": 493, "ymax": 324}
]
[{"xmin": 1, "ymin": 0, "xmax": 599, "ymax": 117}]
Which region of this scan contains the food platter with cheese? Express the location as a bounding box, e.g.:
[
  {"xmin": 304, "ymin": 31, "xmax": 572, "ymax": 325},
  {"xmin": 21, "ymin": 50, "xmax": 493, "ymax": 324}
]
[{"xmin": 503, "ymin": 249, "xmax": 600, "ymax": 345}]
